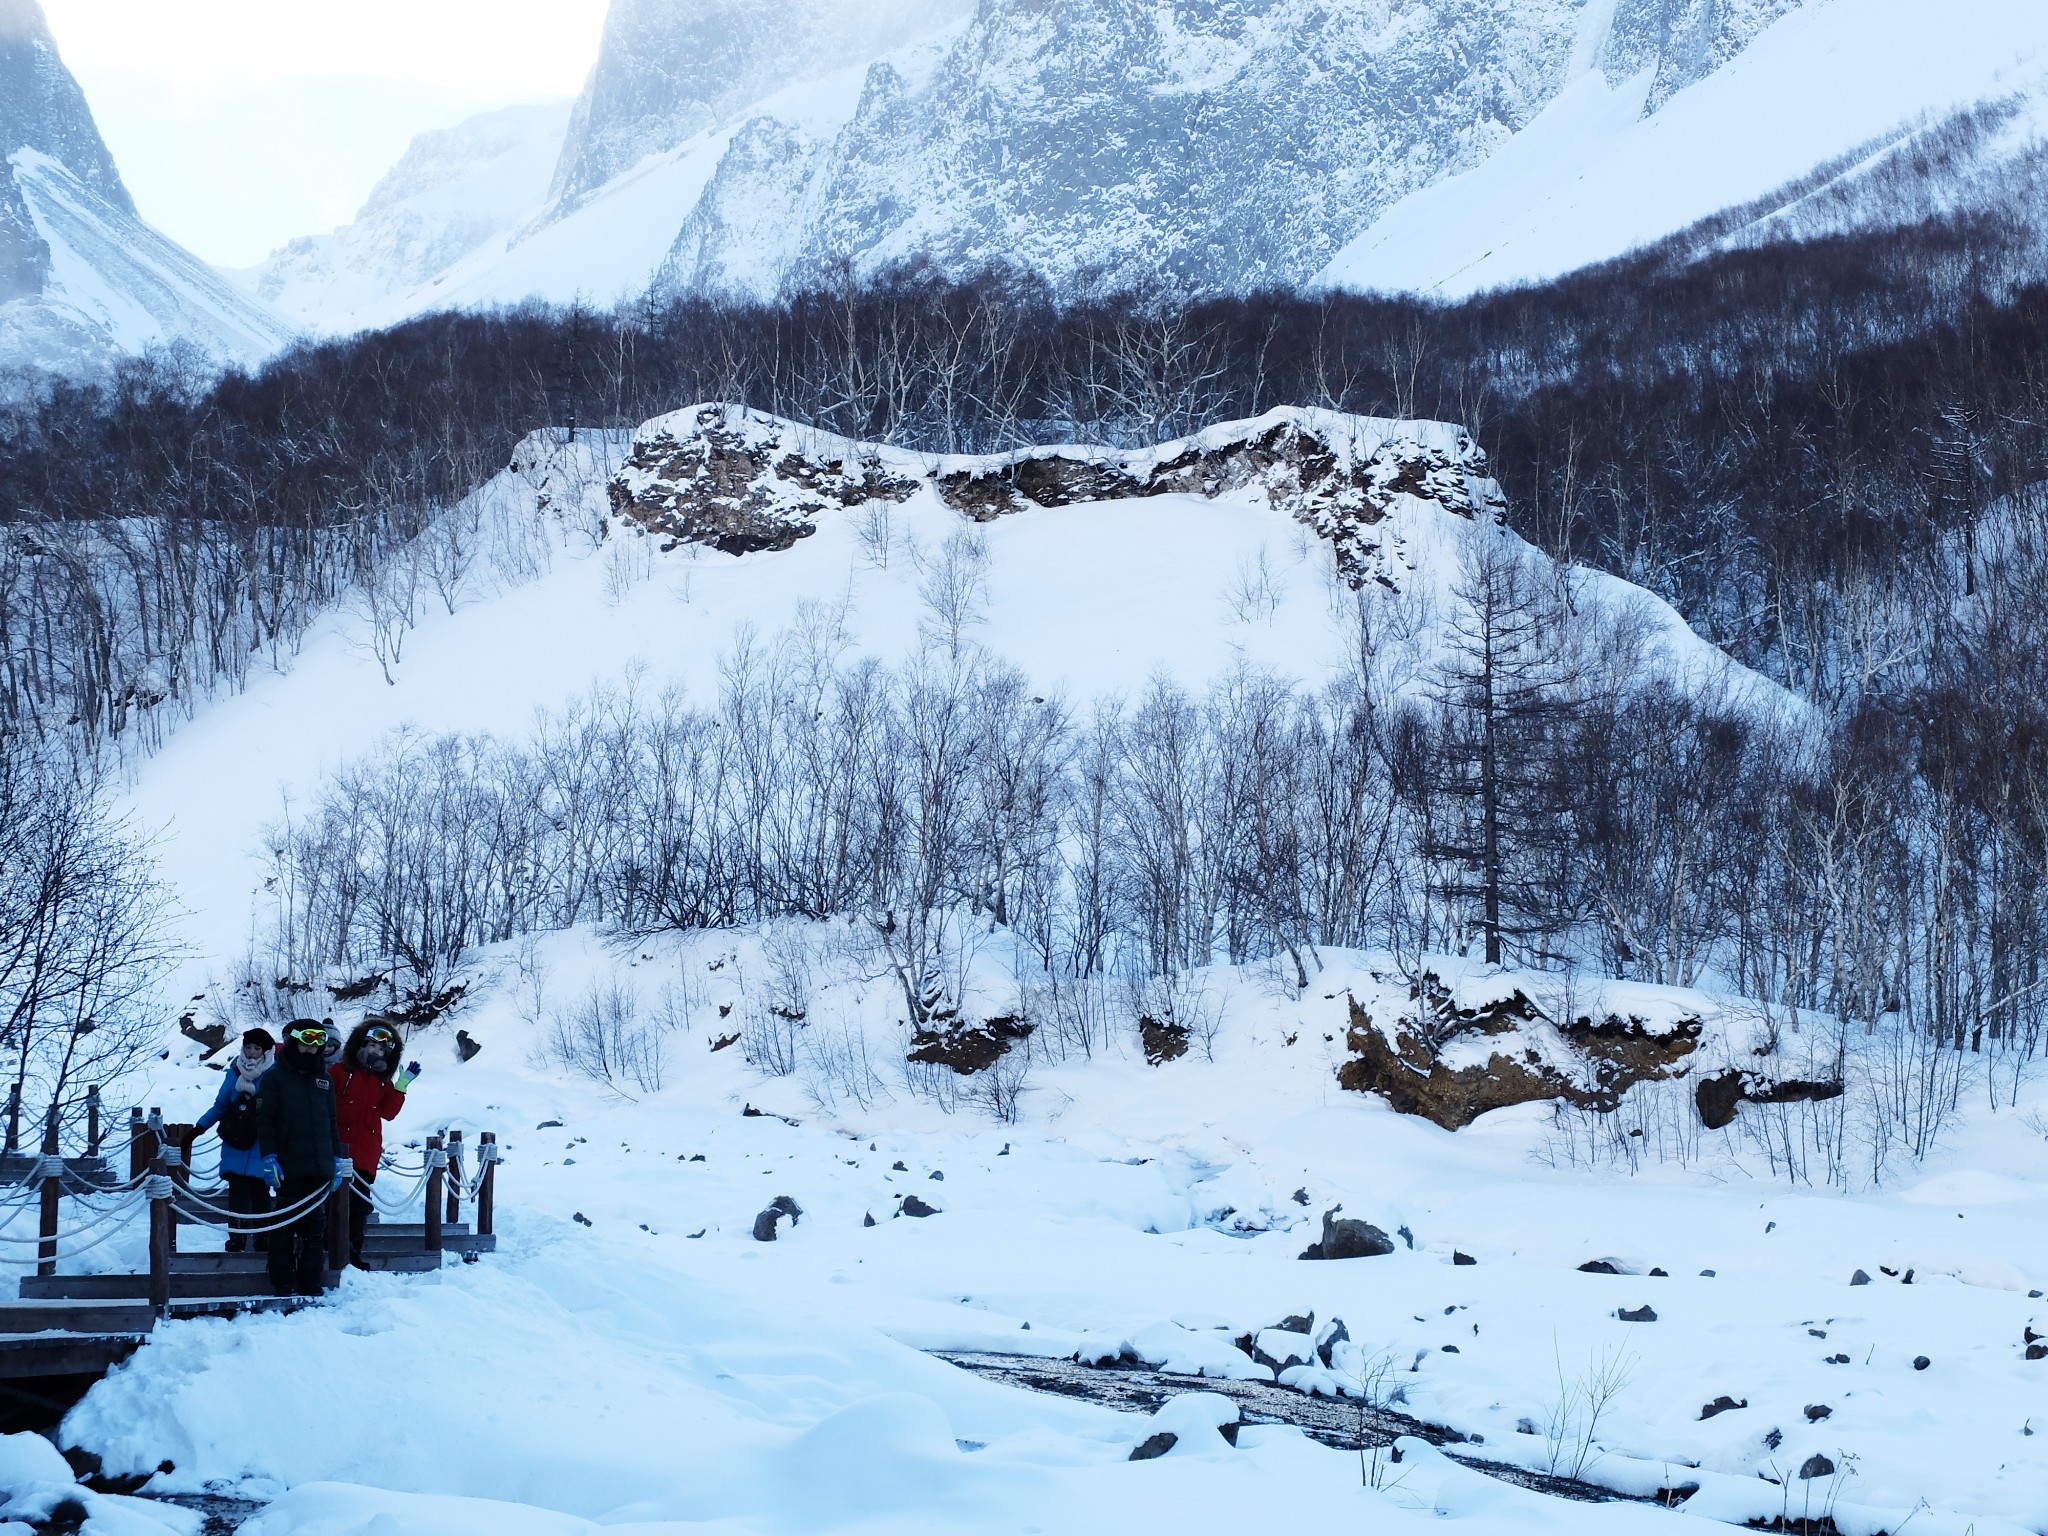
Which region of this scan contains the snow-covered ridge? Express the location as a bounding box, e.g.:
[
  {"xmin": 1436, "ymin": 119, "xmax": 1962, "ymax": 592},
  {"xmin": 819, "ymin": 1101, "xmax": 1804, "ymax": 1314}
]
[{"xmin": 610, "ymin": 404, "xmax": 1505, "ymax": 588}]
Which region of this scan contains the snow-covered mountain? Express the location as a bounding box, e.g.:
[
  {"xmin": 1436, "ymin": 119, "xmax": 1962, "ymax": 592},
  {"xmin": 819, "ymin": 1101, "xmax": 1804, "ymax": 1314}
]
[
  {"xmin": 1316, "ymin": 0, "xmax": 2048, "ymax": 299},
  {"xmin": 653, "ymin": 0, "xmax": 1809, "ymax": 298},
  {"xmin": 0, "ymin": 0, "xmax": 293, "ymax": 380},
  {"xmin": 245, "ymin": 102, "xmax": 575, "ymax": 334},
  {"xmin": 260, "ymin": 0, "xmax": 2048, "ymax": 323}
]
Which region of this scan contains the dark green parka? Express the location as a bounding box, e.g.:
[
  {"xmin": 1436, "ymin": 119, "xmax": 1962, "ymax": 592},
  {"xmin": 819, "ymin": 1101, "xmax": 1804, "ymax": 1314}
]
[{"xmin": 255, "ymin": 1045, "xmax": 341, "ymax": 1179}]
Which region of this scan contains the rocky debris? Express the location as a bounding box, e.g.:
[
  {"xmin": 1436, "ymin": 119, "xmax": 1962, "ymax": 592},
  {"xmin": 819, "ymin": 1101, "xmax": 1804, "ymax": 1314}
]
[
  {"xmin": 1139, "ymin": 1015, "xmax": 1191, "ymax": 1065},
  {"xmin": 907, "ymin": 1015, "xmax": 1034, "ymax": 1075},
  {"xmin": 752, "ymin": 1194, "xmax": 803, "ymax": 1241},
  {"xmin": 1300, "ymin": 1207, "xmax": 1394, "ymax": 1260},
  {"xmin": 709, "ymin": 1032, "xmax": 740, "ymax": 1052},
  {"xmin": 900, "ymin": 1195, "xmax": 939, "ymax": 1218},
  {"xmin": 1913, "ymin": 1355, "xmax": 1931, "ymax": 1370},
  {"xmin": 862, "ymin": 1212, "xmax": 876, "ymax": 1228},
  {"xmin": 1804, "ymin": 1404, "xmax": 1832, "ymax": 1421},
  {"xmin": 1454, "ymin": 1251, "xmax": 1477, "ymax": 1266},
  {"xmin": 2027, "ymin": 1343, "xmax": 2046, "ymax": 1361},
  {"xmin": 1694, "ymin": 1069, "xmax": 1845, "ymax": 1131},
  {"xmin": 1578, "ymin": 1260, "xmax": 1623, "ymax": 1275},
  {"xmin": 572, "ymin": 1212, "xmax": 592, "ymax": 1227},
  {"xmin": 455, "ymin": 1029, "xmax": 484, "ymax": 1062},
  {"xmin": 1336, "ymin": 980, "xmax": 1703, "ymax": 1130},
  {"xmin": 1617, "ymin": 1305, "xmax": 1658, "ymax": 1323},
  {"xmin": 1798, "ymin": 1453, "xmax": 1836, "ymax": 1480},
  {"xmin": 1699, "ymin": 1396, "xmax": 1747, "ymax": 1420},
  {"xmin": 1850, "ymin": 1269, "xmax": 1871, "ymax": 1285}
]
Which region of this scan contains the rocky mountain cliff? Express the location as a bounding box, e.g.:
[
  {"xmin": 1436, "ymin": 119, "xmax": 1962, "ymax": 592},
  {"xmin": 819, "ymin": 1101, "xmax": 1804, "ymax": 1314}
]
[
  {"xmin": 547, "ymin": 0, "xmax": 970, "ymax": 215},
  {"xmin": 649, "ymin": 0, "xmax": 1806, "ymax": 297},
  {"xmin": 0, "ymin": 0, "xmax": 292, "ymax": 380}
]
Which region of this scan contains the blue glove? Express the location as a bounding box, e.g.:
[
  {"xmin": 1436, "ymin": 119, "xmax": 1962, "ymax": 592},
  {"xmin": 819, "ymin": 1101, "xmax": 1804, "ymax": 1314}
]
[
  {"xmin": 394, "ymin": 1060, "xmax": 421, "ymax": 1092},
  {"xmin": 333, "ymin": 1157, "xmax": 352, "ymax": 1191},
  {"xmin": 262, "ymin": 1155, "xmax": 282, "ymax": 1192}
]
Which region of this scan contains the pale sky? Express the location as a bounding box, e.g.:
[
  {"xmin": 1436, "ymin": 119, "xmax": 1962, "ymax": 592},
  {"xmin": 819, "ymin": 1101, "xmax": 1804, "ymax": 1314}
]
[{"xmin": 41, "ymin": 0, "xmax": 612, "ymax": 267}]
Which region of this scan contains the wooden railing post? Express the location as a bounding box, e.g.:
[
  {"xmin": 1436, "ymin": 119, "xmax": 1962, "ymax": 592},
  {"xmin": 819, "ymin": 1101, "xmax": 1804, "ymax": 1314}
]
[
  {"xmin": 127, "ymin": 1107, "xmax": 146, "ymax": 1181},
  {"xmin": 147, "ymin": 1154, "xmax": 171, "ymax": 1318},
  {"xmin": 328, "ymin": 1160, "xmax": 351, "ymax": 1276},
  {"xmin": 161, "ymin": 1140, "xmax": 182, "ymax": 1255},
  {"xmin": 5, "ymin": 1082, "xmax": 21, "ymax": 1154},
  {"xmin": 86, "ymin": 1085, "xmax": 101, "ymax": 1158},
  {"xmin": 476, "ymin": 1132, "xmax": 496, "ymax": 1239},
  {"xmin": 36, "ymin": 1102, "xmax": 61, "ymax": 1278},
  {"xmin": 445, "ymin": 1130, "xmax": 463, "ymax": 1228},
  {"xmin": 423, "ymin": 1135, "xmax": 444, "ymax": 1255}
]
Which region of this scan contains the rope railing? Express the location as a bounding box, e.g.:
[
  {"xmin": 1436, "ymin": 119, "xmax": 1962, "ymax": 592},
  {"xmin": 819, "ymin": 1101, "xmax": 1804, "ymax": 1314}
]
[{"xmin": 1, "ymin": 1087, "xmax": 503, "ymax": 1312}]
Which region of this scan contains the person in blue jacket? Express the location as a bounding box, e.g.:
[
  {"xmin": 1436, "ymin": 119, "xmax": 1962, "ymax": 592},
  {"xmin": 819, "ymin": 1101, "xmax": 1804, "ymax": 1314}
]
[{"xmin": 194, "ymin": 1026, "xmax": 276, "ymax": 1251}]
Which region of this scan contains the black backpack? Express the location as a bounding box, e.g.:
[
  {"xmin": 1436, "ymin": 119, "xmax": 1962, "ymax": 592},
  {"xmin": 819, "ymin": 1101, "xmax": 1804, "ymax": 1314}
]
[{"xmin": 218, "ymin": 1088, "xmax": 259, "ymax": 1151}]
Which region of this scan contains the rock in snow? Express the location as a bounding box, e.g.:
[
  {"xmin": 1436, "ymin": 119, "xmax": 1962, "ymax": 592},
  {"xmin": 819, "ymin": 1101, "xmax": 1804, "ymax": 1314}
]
[
  {"xmin": 1299, "ymin": 1206, "xmax": 1394, "ymax": 1261},
  {"xmin": 752, "ymin": 1193, "xmax": 803, "ymax": 1240}
]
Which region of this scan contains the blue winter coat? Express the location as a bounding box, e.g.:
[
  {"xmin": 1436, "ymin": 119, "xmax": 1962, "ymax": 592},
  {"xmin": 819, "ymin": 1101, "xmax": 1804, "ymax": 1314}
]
[{"xmin": 195, "ymin": 1069, "xmax": 270, "ymax": 1179}]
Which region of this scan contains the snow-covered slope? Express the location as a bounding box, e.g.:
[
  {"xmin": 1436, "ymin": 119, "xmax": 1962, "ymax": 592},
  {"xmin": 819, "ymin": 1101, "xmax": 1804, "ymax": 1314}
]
[
  {"xmin": 245, "ymin": 102, "xmax": 574, "ymax": 335},
  {"xmin": 0, "ymin": 0, "xmax": 293, "ymax": 379},
  {"xmin": 1318, "ymin": 0, "xmax": 2048, "ymax": 299},
  {"xmin": 36, "ymin": 405, "xmax": 2042, "ymax": 1536}
]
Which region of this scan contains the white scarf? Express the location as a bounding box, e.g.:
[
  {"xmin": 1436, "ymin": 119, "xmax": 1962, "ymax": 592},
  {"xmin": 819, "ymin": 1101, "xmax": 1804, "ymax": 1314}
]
[{"xmin": 232, "ymin": 1050, "xmax": 270, "ymax": 1096}]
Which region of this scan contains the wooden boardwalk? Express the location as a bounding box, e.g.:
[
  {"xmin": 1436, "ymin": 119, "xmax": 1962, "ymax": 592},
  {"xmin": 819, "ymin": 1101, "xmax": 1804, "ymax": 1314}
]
[{"xmin": 0, "ymin": 1115, "xmax": 500, "ymax": 1390}]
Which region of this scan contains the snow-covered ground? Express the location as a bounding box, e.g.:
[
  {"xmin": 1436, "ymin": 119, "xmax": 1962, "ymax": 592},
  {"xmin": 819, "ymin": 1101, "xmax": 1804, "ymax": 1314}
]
[{"xmin": 7, "ymin": 415, "xmax": 2040, "ymax": 1536}]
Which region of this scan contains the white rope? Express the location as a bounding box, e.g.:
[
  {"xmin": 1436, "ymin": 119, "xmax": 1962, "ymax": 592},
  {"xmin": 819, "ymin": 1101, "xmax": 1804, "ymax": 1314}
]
[
  {"xmin": 0, "ymin": 1187, "xmax": 150, "ymax": 1244},
  {"xmin": 172, "ymin": 1178, "xmax": 328, "ymax": 1223},
  {"xmin": 172, "ymin": 1188, "xmax": 336, "ymax": 1237},
  {"xmin": 4, "ymin": 1209, "xmax": 148, "ymax": 1262}
]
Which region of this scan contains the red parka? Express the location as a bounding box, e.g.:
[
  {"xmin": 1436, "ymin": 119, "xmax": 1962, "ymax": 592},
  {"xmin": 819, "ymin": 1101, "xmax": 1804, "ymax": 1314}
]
[{"xmin": 331, "ymin": 1064, "xmax": 406, "ymax": 1173}]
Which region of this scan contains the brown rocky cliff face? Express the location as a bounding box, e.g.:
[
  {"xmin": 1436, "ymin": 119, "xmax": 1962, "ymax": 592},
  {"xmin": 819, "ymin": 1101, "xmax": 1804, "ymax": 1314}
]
[{"xmin": 1335, "ymin": 987, "xmax": 1704, "ymax": 1131}]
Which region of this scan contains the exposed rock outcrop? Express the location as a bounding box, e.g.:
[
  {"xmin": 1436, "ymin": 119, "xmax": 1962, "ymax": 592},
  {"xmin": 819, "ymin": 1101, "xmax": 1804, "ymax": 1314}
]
[
  {"xmin": 1335, "ymin": 973, "xmax": 1704, "ymax": 1131},
  {"xmin": 608, "ymin": 404, "xmax": 1505, "ymax": 588},
  {"xmin": 906, "ymin": 1015, "xmax": 1033, "ymax": 1075}
]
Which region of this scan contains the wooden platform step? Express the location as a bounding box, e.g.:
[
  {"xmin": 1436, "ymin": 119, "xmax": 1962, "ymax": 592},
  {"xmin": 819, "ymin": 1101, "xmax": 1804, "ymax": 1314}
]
[
  {"xmin": 19, "ymin": 1252, "xmax": 441, "ymax": 1301},
  {"xmin": 0, "ymin": 1295, "xmax": 304, "ymax": 1336}
]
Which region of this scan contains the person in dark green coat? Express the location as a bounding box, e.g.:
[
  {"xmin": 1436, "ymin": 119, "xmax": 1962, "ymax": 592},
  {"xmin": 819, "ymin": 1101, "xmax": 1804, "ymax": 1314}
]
[{"xmin": 256, "ymin": 1019, "xmax": 346, "ymax": 1296}]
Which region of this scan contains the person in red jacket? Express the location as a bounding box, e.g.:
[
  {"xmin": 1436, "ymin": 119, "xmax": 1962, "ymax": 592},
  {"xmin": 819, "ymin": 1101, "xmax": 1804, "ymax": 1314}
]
[{"xmin": 331, "ymin": 1018, "xmax": 420, "ymax": 1268}]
